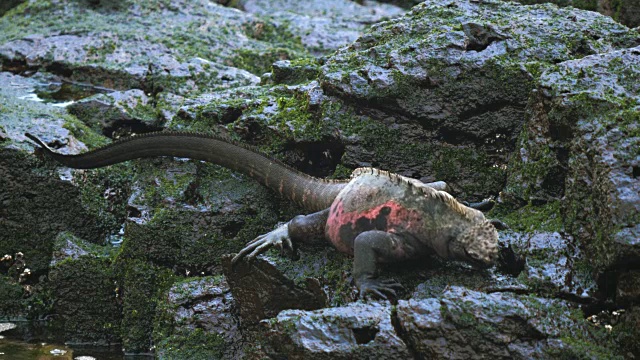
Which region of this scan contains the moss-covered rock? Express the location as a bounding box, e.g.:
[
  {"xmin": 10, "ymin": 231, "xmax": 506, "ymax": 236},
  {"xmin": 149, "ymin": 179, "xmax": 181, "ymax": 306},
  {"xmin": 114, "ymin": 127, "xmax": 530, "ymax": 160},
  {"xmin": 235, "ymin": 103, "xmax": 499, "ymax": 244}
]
[
  {"xmin": 0, "ymin": 275, "xmax": 25, "ymax": 319},
  {"xmin": 515, "ymin": 0, "xmax": 640, "ymax": 28},
  {"xmin": 0, "ymin": 0, "xmax": 296, "ymax": 94},
  {"xmin": 318, "ymin": 0, "xmax": 638, "ymax": 198},
  {"xmin": 119, "ymin": 158, "xmax": 284, "ymax": 274},
  {"xmin": 67, "ymin": 89, "xmax": 162, "ymax": 137},
  {"xmin": 118, "ymin": 259, "xmax": 176, "ymax": 353},
  {"xmin": 265, "ymin": 302, "xmax": 411, "ymax": 359},
  {"xmin": 398, "ymin": 286, "xmax": 623, "ymax": 359},
  {"xmin": 154, "ymin": 276, "xmax": 242, "ymax": 359},
  {"xmin": 506, "ymin": 46, "xmax": 640, "ymax": 270},
  {"xmin": 47, "ymin": 256, "xmax": 121, "ymax": 345},
  {"xmin": 239, "ymin": 0, "xmax": 404, "ymax": 54}
]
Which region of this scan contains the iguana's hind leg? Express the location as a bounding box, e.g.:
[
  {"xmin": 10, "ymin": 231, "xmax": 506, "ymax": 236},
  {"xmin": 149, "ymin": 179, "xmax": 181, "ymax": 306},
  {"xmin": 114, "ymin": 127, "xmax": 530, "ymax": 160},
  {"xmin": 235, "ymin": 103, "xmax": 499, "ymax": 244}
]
[
  {"xmin": 353, "ymin": 230, "xmax": 411, "ymax": 301},
  {"xmin": 231, "ymin": 208, "xmax": 330, "ymax": 265}
]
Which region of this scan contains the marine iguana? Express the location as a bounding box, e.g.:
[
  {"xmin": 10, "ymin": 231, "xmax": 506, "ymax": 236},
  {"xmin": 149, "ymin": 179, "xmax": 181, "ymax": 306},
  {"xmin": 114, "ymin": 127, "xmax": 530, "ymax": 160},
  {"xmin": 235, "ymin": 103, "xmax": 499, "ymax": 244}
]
[{"xmin": 25, "ymin": 131, "xmax": 501, "ymax": 299}]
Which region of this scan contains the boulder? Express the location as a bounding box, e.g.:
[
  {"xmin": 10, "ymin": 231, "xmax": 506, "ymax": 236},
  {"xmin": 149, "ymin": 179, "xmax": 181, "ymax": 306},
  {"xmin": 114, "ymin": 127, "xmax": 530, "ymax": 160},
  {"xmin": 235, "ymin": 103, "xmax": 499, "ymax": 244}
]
[
  {"xmin": 263, "ymin": 301, "xmax": 411, "ymax": 359},
  {"xmin": 506, "ymin": 46, "xmax": 640, "ymax": 270}
]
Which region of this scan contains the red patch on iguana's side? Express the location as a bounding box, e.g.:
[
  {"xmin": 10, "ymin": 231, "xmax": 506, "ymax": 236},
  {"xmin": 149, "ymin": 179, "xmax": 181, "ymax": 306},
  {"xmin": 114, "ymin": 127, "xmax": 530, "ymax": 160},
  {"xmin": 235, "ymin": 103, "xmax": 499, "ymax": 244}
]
[{"xmin": 326, "ymin": 199, "xmax": 423, "ymax": 254}]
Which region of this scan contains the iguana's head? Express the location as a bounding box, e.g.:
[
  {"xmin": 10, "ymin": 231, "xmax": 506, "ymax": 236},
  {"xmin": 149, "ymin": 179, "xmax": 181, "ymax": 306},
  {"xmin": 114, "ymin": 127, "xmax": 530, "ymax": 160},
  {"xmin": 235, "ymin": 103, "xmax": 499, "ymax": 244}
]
[{"xmin": 449, "ymin": 221, "xmax": 499, "ymax": 269}]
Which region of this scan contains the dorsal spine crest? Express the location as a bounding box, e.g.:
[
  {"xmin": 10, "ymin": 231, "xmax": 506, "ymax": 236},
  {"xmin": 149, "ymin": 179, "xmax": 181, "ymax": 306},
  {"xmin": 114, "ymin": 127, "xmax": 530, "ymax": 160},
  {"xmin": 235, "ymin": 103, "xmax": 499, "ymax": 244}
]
[{"xmin": 351, "ymin": 167, "xmax": 475, "ymax": 220}]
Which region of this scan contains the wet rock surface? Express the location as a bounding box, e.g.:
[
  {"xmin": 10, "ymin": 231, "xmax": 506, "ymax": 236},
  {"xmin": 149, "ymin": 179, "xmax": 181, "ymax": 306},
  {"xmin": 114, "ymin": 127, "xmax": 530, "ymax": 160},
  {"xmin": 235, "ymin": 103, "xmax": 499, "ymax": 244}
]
[
  {"xmin": 506, "ymin": 46, "xmax": 640, "ymax": 270},
  {"xmin": 240, "ymin": 0, "xmax": 404, "ymax": 54},
  {"xmin": 317, "ymin": 0, "xmax": 639, "ymax": 198},
  {"xmin": 155, "ymin": 277, "xmax": 244, "ymax": 359},
  {"xmin": 321, "ymin": 0, "xmax": 637, "ymax": 144},
  {"xmin": 397, "ymin": 287, "xmax": 604, "ymax": 359},
  {"xmin": 264, "ymin": 301, "xmax": 411, "ymax": 359},
  {"xmin": 1, "ymin": 0, "xmax": 639, "ymax": 358},
  {"xmin": 516, "ymin": 0, "xmax": 640, "ymax": 28},
  {"xmin": 500, "ymin": 231, "xmax": 595, "ymax": 300},
  {"xmin": 67, "ymin": 89, "xmax": 162, "ymax": 138}
]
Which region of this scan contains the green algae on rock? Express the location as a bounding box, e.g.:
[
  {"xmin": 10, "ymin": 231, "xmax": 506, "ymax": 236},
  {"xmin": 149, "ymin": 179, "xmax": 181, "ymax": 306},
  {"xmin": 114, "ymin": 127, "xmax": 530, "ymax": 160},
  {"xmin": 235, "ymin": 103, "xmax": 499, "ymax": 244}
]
[
  {"xmin": 48, "ymin": 256, "xmax": 121, "ymax": 345},
  {"xmin": 321, "ymin": 0, "xmax": 637, "ymax": 144},
  {"xmin": 153, "ymin": 276, "xmax": 241, "ymax": 359},
  {"xmin": 506, "ymin": 46, "xmax": 640, "ymax": 270}
]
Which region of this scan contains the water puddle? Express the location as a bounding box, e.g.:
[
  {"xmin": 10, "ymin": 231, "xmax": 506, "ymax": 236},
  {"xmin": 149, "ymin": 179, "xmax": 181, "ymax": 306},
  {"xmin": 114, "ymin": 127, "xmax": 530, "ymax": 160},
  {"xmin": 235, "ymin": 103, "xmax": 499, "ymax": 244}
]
[
  {"xmin": 18, "ymin": 80, "xmax": 112, "ymax": 108},
  {"xmin": 0, "ymin": 322, "xmax": 124, "ymax": 360}
]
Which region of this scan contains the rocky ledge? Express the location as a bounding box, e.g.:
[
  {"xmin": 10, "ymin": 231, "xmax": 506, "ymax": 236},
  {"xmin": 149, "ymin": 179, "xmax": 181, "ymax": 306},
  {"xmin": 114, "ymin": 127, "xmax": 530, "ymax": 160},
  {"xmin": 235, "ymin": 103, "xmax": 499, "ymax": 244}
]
[{"xmin": 0, "ymin": 0, "xmax": 639, "ymax": 358}]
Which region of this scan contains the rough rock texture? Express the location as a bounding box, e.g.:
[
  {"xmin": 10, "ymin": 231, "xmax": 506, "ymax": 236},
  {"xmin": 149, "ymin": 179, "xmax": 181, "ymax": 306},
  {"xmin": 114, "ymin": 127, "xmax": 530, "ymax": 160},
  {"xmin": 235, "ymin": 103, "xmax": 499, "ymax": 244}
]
[
  {"xmin": 240, "ymin": 0, "xmax": 404, "ymax": 54},
  {"xmin": 221, "ymin": 255, "xmax": 328, "ymax": 323},
  {"xmin": 505, "ymin": 46, "xmax": 640, "ymax": 270},
  {"xmin": 67, "ymin": 89, "xmax": 162, "ymax": 138},
  {"xmin": 50, "ymin": 232, "xmax": 91, "ymax": 267},
  {"xmin": 0, "ymin": 1, "xmax": 290, "ymax": 82},
  {"xmin": 270, "ymin": 59, "xmax": 320, "ymax": 85},
  {"xmin": 155, "ymin": 277, "xmax": 243, "ymax": 360},
  {"xmin": 47, "ymin": 256, "xmax": 121, "ymax": 345},
  {"xmin": 120, "ymin": 159, "xmax": 283, "ymax": 275},
  {"xmin": 0, "ymin": 72, "xmax": 121, "ymax": 275},
  {"xmin": 264, "ymin": 302, "xmax": 411, "ymax": 359},
  {"xmin": 318, "ymin": 0, "xmax": 638, "ymax": 197},
  {"xmin": 321, "ymin": 0, "xmax": 636, "ymax": 144},
  {"xmin": 264, "ymin": 287, "xmax": 617, "ymax": 359},
  {"xmin": 397, "ymin": 287, "xmax": 612, "ymax": 359},
  {"xmin": 515, "ymin": 0, "xmax": 640, "ymax": 28},
  {"xmin": 1, "ymin": 0, "xmax": 640, "ymax": 357},
  {"xmin": 501, "ymin": 231, "xmax": 595, "ymax": 300}
]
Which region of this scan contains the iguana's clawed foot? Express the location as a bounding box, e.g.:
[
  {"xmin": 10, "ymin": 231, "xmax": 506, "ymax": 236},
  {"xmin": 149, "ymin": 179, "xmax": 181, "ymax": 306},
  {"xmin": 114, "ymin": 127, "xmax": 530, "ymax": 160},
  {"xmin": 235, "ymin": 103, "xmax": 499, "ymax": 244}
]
[
  {"xmin": 357, "ymin": 278, "xmax": 404, "ymax": 301},
  {"xmin": 231, "ymin": 223, "xmax": 295, "ymax": 266}
]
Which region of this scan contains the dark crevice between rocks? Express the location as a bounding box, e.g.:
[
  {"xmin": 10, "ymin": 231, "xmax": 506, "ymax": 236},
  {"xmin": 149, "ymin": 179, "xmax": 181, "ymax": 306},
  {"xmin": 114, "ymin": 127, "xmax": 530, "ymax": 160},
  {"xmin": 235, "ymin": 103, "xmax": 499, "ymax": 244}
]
[
  {"xmin": 462, "ymin": 22, "xmax": 510, "ymax": 52},
  {"xmin": 0, "ymin": 58, "xmax": 32, "ymax": 74},
  {"xmin": 320, "ymin": 82, "xmax": 418, "ymax": 123},
  {"xmin": 390, "ymin": 306, "xmax": 422, "ymax": 360},
  {"xmin": 632, "ymin": 166, "xmax": 639, "ymax": 179},
  {"xmin": 281, "ymin": 140, "xmax": 345, "ymax": 178},
  {"xmin": 36, "ymin": 81, "xmax": 114, "ymax": 103},
  {"xmin": 104, "ymin": 119, "xmax": 163, "ymax": 139},
  {"xmin": 44, "ymin": 63, "xmax": 74, "ymax": 78},
  {"xmin": 351, "ymin": 326, "xmax": 379, "ymax": 345},
  {"xmin": 175, "ymin": 292, "xmax": 230, "ymax": 311}
]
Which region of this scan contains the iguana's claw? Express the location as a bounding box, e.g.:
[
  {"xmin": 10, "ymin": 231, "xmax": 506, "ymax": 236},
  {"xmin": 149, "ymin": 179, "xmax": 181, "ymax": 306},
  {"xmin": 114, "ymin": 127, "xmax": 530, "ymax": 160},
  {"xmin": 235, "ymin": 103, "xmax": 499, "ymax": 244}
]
[
  {"xmin": 358, "ymin": 278, "xmax": 404, "ymax": 301},
  {"xmin": 231, "ymin": 223, "xmax": 294, "ymax": 266}
]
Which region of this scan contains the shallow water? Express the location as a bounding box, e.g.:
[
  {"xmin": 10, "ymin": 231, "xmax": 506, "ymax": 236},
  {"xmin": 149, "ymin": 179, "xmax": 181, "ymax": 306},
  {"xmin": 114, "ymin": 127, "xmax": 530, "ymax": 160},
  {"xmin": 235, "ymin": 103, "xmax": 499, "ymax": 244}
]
[{"xmin": 0, "ymin": 322, "xmax": 125, "ymax": 360}]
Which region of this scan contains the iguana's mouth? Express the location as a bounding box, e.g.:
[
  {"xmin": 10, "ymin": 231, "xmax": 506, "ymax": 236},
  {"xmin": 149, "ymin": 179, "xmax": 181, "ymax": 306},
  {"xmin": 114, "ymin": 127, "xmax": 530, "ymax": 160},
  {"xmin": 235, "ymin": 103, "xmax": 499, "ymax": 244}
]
[{"xmin": 464, "ymin": 249, "xmax": 492, "ymax": 269}]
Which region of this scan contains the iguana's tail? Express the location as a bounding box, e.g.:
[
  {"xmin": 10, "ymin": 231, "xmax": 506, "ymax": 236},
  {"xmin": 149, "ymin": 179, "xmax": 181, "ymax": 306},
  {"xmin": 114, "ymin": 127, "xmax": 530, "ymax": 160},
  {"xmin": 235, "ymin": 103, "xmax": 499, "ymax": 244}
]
[{"xmin": 25, "ymin": 132, "xmax": 347, "ymax": 212}]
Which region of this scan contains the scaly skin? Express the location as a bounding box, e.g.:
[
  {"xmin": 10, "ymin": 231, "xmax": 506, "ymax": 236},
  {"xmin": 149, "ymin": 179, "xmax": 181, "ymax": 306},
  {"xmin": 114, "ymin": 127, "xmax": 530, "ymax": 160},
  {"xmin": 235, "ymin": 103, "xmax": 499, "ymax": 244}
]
[{"xmin": 26, "ymin": 131, "xmax": 500, "ymax": 300}]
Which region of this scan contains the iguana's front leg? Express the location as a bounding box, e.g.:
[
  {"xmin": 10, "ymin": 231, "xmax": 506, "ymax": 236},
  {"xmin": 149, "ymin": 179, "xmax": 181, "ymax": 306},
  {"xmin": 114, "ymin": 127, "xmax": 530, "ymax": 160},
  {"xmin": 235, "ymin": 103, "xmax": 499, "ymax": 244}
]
[
  {"xmin": 353, "ymin": 230, "xmax": 414, "ymax": 301},
  {"xmin": 231, "ymin": 208, "xmax": 330, "ymax": 265}
]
